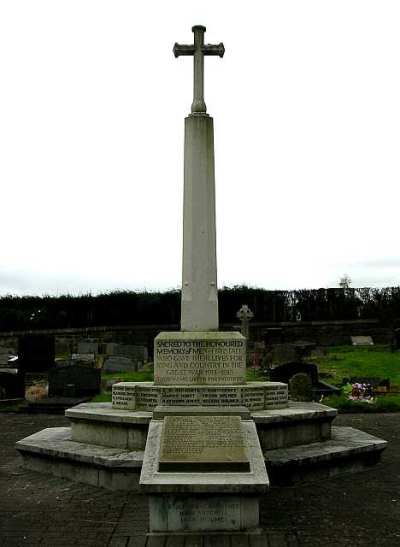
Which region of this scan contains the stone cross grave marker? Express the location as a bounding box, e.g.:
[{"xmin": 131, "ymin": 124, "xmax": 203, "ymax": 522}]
[{"xmin": 236, "ymin": 305, "xmax": 254, "ymax": 340}]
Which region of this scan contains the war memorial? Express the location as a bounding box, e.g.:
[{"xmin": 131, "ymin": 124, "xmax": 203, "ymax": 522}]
[{"xmin": 16, "ymin": 26, "xmax": 387, "ymax": 540}]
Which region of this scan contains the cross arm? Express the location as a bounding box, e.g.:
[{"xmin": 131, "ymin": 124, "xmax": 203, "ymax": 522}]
[
  {"xmin": 202, "ymin": 44, "xmax": 225, "ymax": 57},
  {"xmin": 173, "ymin": 43, "xmax": 196, "ymax": 58}
]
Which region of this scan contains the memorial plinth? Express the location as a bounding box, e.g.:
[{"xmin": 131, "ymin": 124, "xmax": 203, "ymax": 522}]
[
  {"xmin": 112, "ymin": 329, "xmax": 289, "ymax": 412},
  {"xmin": 159, "ymin": 415, "xmax": 250, "ymax": 472},
  {"xmin": 154, "ymin": 331, "xmax": 246, "ymax": 385},
  {"xmin": 140, "ymin": 412, "xmax": 269, "ymax": 533}
]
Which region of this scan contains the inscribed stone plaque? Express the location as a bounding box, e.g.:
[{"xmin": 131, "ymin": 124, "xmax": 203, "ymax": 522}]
[
  {"xmin": 159, "ymin": 415, "xmax": 249, "ymax": 472},
  {"xmin": 154, "ymin": 331, "xmax": 246, "ymax": 386}
]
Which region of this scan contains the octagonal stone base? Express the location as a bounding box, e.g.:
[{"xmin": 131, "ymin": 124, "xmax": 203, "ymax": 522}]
[{"xmin": 112, "ymin": 381, "xmax": 288, "ymax": 412}]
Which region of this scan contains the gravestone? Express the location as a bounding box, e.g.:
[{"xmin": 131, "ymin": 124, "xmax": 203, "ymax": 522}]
[
  {"xmin": 289, "ymin": 372, "xmax": 313, "ymax": 402},
  {"xmin": 103, "ymin": 356, "xmax": 137, "ymax": 373},
  {"xmin": 236, "ymin": 304, "xmax": 254, "ymax": 340},
  {"xmin": 351, "ymin": 336, "xmax": 374, "ymax": 346},
  {"xmin": 77, "ymin": 340, "xmax": 99, "ymax": 354},
  {"xmin": 18, "ymin": 335, "xmax": 55, "ymax": 372},
  {"xmin": 270, "ymin": 361, "xmax": 319, "ymax": 386},
  {"xmin": 105, "ymin": 343, "xmax": 147, "ymax": 370},
  {"xmin": 70, "ymin": 353, "xmax": 96, "ymax": 367},
  {"xmin": 48, "ymin": 365, "xmax": 100, "ymax": 398},
  {"xmin": 0, "ymin": 369, "xmax": 25, "ymax": 399}
]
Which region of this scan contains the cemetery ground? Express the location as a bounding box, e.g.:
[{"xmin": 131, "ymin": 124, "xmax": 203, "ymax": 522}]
[
  {"xmin": 90, "ymin": 345, "xmax": 400, "ymax": 412},
  {"xmin": 0, "ymin": 411, "xmax": 399, "ymax": 546}
]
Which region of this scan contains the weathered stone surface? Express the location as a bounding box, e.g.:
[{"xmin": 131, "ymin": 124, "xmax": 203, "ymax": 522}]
[
  {"xmin": 154, "ymin": 331, "xmax": 246, "ymax": 386},
  {"xmin": 149, "ymin": 495, "xmax": 259, "ymax": 532},
  {"xmin": 159, "ymin": 415, "xmax": 249, "ymax": 472},
  {"xmin": 112, "ymin": 381, "xmax": 288, "ymax": 411},
  {"xmin": 103, "ymin": 356, "xmax": 137, "ymax": 373},
  {"xmin": 265, "ymin": 426, "xmax": 388, "ymax": 484},
  {"xmin": 139, "ymin": 420, "xmax": 269, "ymax": 495},
  {"xmin": 181, "ymin": 114, "xmax": 218, "ymax": 331},
  {"xmin": 253, "ymin": 402, "xmax": 337, "ymax": 451},
  {"xmin": 16, "ymin": 427, "xmax": 144, "ymax": 469},
  {"xmin": 14, "ymin": 417, "xmax": 388, "ymax": 491},
  {"xmin": 152, "ymin": 405, "xmax": 251, "ymax": 420},
  {"xmin": 66, "ymin": 402, "xmax": 152, "ymax": 424}
]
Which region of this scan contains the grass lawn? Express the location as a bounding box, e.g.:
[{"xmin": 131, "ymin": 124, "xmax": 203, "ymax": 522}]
[
  {"xmin": 311, "ymin": 345, "xmax": 400, "ymax": 412},
  {"xmin": 312, "ymin": 345, "xmax": 400, "ymax": 387}
]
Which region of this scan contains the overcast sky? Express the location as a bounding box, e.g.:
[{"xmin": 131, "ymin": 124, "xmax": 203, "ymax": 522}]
[{"xmin": 1, "ymin": 1, "xmax": 399, "ymax": 296}]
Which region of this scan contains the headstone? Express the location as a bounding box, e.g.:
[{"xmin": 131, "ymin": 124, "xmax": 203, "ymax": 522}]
[
  {"xmin": 113, "ymin": 344, "xmax": 148, "ymax": 361},
  {"xmin": 351, "ymin": 336, "xmax": 374, "ymax": 346},
  {"xmin": 48, "ymin": 365, "xmax": 100, "ymax": 398},
  {"xmin": 0, "ymin": 369, "xmax": 25, "ymax": 399},
  {"xmin": 103, "ymin": 356, "xmax": 137, "ymax": 373},
  {"xmin": 70, "ymin": 353, "xmax": 96, "ymax": 366},
  {"xmin": 105, "ymin": 343, "xmax": 148, "ymax": 368},
  {"xmin": 289, "ymin": 372, "xmax": 313, "ymax": 402},
  {"xmin": 18, "ymin": 335, "xmax": 55, "ymax": 371},
  {"xmin": 391, "ymin": 329, "xmax": 400, "ymax": 351},
  {"xmin": 77, "ymin": 340, "xmax": 99, "ymax": 354}
]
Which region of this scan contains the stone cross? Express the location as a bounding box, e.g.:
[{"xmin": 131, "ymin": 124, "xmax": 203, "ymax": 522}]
[
  {"xmin": 173, "ymin": 25, "xmax": 225, "ymax": 114},
  {"xmin": 236, "ymin": 305, "xmax": 254, "ymax": 340}
]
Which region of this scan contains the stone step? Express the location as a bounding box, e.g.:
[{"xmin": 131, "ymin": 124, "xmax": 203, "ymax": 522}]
[
  {"xmin": 16, "ymin": 426, "xmax": 143, "ymax": 491},
  {"xmin": 16, "ymin": 425, "xmax": 387, "ymax": 491},
  {"xmin": 65, "ymin": 401, "xmax": 338, "ymax": 451},
  {"xmin": 253, "ymin": 401, "xmax": 337, "ymax": 451},
  {"xmin": 265, "ymin": 426, "xmax": 387, "ymax": 485}
]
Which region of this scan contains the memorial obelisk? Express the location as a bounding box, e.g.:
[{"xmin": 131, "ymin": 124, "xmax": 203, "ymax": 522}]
[
  {"xmin": 175, "ymin": 25, "xmax": 224, "ymax": 331},
  {"xmin": 151, "ymin": 25, "xmax": 248, "ymax": 387},
  {"xmin": 113, "ymin": 25, "xmax": 288, "ymax": 405}
]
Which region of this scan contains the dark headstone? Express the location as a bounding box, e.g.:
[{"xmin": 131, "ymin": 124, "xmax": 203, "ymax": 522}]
[
  {"xmin": 392, "ymin": 328, "xmax": 400, "ymax": 351},
  {"xmin": 270, "ymin": 361, "xmax": 319, "ymax": 385},
  {"xmin": 289, "ymin": 373, "xmax": 313, "ymax": 402},
  {"xmin": 18, "ymin": 335, "xmax": 55, "ymax": 372},
  {"xmin": 48, "ymin": 365, "xmax": 100, "ymax": 398},
  {"xmin": 0, "ymin": 369, "xmax": 25, "ymax": 399}
]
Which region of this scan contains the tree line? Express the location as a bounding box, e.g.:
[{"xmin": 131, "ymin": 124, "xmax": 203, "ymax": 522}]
[{"xmin": 0, "ymin": 286, "xmax": 399, "ymax": 331}]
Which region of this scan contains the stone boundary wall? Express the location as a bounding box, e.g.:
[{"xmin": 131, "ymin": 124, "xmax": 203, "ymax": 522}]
[{"xmin": 0, "ymin": 319, "xmax": 395, "ymax": 358}]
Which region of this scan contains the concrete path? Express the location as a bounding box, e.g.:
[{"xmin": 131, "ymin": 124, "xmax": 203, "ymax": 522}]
[{"xmin": 1, "ymin": 413, "xmax": 399, "ymax": 546}]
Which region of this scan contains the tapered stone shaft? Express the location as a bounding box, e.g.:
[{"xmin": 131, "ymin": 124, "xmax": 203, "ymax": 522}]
[{"xmin": 181, "ymin": 113, "xmax": 218, "ymax": 331}]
